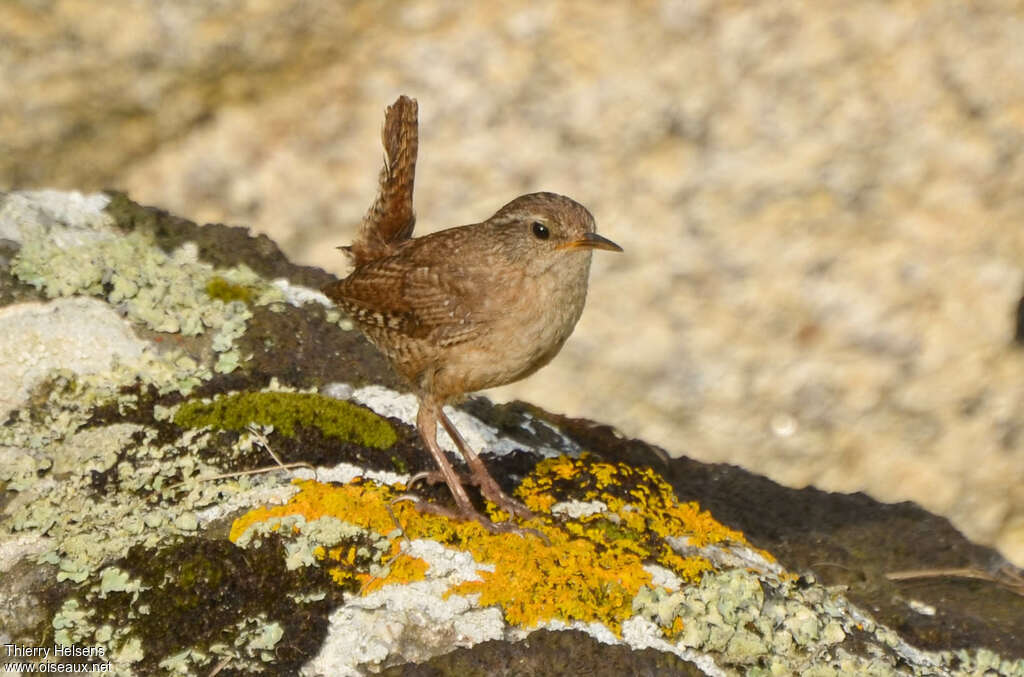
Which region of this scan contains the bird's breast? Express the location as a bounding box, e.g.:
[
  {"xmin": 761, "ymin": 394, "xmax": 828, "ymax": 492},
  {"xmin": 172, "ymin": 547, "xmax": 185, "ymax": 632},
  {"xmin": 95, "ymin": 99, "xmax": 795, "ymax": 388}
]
[{"xmin": 437, "ymin": 252, "xmax": 592, "ymax": 393}]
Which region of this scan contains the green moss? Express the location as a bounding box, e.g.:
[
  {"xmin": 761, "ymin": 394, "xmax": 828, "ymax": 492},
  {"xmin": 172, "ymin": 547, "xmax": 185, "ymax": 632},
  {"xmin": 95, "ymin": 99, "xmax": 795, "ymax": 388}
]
[
  {"xmin": 174, "ymin": 391, "xmax": 397, "ymax": 450},
  {"xmin": 205, "ymin": 276, "xmax": 254, "ymax": 304}
]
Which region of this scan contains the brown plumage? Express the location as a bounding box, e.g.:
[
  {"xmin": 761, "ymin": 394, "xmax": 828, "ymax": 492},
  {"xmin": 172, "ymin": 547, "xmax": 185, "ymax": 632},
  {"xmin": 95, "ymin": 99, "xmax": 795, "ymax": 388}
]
[
  {"xmin": 343, "ymin": 95, "xmax": 418, "ymax": 266},
  {"xmin": 323, "ymin": 97, "xmax": 621, "ymax": 529}
]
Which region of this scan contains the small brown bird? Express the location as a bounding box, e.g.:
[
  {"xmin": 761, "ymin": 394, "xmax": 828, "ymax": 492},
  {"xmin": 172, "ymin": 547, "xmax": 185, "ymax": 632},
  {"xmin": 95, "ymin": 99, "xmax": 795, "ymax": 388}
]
[{"xmin": 323, "ymin": 96, "xmax": 621, "ymax": 528}]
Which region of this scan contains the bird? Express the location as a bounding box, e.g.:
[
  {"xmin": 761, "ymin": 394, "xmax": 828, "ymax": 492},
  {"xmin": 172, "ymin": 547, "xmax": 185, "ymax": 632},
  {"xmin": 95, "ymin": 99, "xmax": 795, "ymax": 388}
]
[{"xmin": 323, "ymin": 96, "xmax": 621, "ymax": 529}]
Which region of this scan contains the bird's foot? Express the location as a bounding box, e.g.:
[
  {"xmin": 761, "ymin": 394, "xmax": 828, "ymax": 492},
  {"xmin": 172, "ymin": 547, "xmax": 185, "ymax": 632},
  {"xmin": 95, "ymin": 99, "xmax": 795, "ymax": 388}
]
[
  {"xmin": 406, "ymin": 469, "xmax": 476, "ymax": 489},
  {"xmin": 405, "ymin": 469, "xmax": 534, "ymax": 521},
  {"xmin": 407, "ymin": 465, "xmax": 536, "ymax": 521},
  {"xmin": 391, "ymin": 494, "xmax": 546, "ymax": 540},
  {"xmin": 470, "ymin": 469, "xmax": 537, "ymax": 522}
]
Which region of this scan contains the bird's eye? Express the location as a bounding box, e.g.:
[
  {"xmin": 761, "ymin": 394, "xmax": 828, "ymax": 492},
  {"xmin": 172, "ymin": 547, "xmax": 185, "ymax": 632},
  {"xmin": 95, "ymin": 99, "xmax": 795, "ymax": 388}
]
[{"xmin": 531, "ymin": 222, "xmax": 550, "ymax": 240}]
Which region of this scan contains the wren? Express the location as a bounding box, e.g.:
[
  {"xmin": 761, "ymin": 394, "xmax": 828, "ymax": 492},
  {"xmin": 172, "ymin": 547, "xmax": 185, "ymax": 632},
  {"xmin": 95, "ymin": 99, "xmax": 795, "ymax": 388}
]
[{"xmin": 323, "ymin": 96, "xmax": 621, "ymax": 528}]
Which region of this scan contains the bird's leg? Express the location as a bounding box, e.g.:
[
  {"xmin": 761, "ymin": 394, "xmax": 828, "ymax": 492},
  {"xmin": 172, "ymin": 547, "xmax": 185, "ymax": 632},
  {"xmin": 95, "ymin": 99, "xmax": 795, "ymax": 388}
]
[
  {"xmin": 437, "ymin": 408, "xmax": 536, "ymax": 521},
  {"xmin": 403, "ymin": 399, "xmax": 537, "ymax": 533},
  {"xmin": 404, "ymin": 401, "xmax": 514, "ymax": 532},
  {"xmin": 413, "ymin": 400, "xmax": 477, "ymax": 517}
]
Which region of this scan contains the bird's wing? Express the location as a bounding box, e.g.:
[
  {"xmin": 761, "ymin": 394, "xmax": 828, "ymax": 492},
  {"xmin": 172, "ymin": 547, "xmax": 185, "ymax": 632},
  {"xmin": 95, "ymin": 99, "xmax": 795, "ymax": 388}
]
[
  {"xmin": 323, "ymin": 251, "xmax": 496, "ymax": 348},
  {"xmin": 398, "ymin": 263, "xmax": 494, "ymax": 347}
]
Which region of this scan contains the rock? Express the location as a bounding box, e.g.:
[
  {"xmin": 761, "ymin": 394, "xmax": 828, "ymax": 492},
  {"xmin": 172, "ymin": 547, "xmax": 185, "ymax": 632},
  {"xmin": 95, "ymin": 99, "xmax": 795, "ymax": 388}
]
[
  {"xmin": 4, "ymin": 1, "xmax": 1024, "ymax": 569},
  {"xmin": 1, "ymin": 190, "xmax": 1021, "ymax": 675}
]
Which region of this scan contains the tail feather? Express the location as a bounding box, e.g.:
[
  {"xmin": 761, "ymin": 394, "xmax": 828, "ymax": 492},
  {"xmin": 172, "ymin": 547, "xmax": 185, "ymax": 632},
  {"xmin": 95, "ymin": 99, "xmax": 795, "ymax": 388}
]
[{"xmin": 346, "ymin": 95, "xmax": 419, "ymax": 266}]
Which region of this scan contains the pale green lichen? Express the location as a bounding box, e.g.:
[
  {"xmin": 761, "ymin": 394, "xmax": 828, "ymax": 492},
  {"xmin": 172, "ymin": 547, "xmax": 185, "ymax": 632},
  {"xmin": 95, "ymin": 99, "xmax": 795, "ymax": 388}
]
[
  {"xmin": 112, "ymin": 638, "xmax": 144, "ymax": 665},
  {"xmin": 1, "ymin": 373, "xmax": 374, "ymax": 671},
  {"xmin": 52, "ymin": 599, "xmax": 91, "ymax": 647},
  {"xmin": 631, "ymin": 567, "xmax": 1024, "ymax": 677},
  {"xmin": 98, "ymin": 567, "xmax": 141, "ymax": 596},
  {"xmin": 173, "ymin": 512, "xmax": 199, "ymax": 531},
  {"xmin": 0, "ymin": 354, "xmax": 210, "ymax": 455},
  {"xmin": 156, "ymin": 616, "xmax": 284, "ymax": 674},
  {"xmin": 10, "ymin": 224, "xmax": 287, "ymax": 376},
  {"xmin": 2, "ymin": 400, "xmax": 247, "ymax": 588},
  {"xmin": 234, "ymin": 512, "xmax": 391, "ymax": 577},
  {"xmin": 39, "ymin": 533, "xmax": 318, "ymax": 674},
  {"xmin": 1, "ymin": 198, "xmax": 360, "ymax": 670}
]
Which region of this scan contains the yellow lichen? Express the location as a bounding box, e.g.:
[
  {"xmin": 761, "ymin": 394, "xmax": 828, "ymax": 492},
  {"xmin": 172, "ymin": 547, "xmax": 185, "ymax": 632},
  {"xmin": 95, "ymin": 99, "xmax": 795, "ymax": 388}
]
[
  {"xmin": 319, "ymin": 543, "xmax": 374, "ymax": 587},
  {"xmin": 664, "ymin": 616, "xmax": 686, "ymax": 638},
  {"xmin": 518, "ymin": 454, "xmax": 755, "ymax": 552},
  {"xmin": 229, "ymin": 479, "xmax": 400, "ymax": 542},
  {"xmin": 229, "ymin": 455, "xmax": 758, "ymax": 636},
  {"xmin": 361, "ymin": 553, "xmax": 431, "ymax": 595},
  {"xmin": 328, "ymin": 565, "xmax": 360, "ymax": 587},
  {"xmin": 443, "ymin": 520, "xmax": 650, "ymax": 632}
]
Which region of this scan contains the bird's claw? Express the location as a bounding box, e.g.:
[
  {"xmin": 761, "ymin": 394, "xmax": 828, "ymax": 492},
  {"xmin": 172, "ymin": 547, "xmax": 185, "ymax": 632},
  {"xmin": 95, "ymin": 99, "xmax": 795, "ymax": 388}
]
[{"xmin": 390, "ymin": 493, "xmax": 546, "ymax": 541}]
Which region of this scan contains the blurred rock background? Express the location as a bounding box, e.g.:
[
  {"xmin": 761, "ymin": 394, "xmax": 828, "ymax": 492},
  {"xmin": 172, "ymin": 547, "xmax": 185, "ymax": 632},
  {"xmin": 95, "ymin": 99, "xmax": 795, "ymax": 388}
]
[{"xmin": 3, "ymin": 0, "xmax": 1023, "ymax": 565}]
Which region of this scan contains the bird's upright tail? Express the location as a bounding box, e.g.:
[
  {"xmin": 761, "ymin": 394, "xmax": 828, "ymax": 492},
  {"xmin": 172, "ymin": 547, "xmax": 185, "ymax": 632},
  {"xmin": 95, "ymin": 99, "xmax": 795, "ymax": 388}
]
[{"xmin": 345, "ymin": 95, "xmax": 419, "ymax": 266}]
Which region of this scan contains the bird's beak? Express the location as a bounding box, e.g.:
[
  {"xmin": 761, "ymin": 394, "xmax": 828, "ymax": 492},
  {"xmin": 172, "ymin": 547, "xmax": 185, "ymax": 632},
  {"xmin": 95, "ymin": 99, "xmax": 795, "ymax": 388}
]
[{"xmin": 557, "ymin": 232, "xmax": 623, "ymax": 252}]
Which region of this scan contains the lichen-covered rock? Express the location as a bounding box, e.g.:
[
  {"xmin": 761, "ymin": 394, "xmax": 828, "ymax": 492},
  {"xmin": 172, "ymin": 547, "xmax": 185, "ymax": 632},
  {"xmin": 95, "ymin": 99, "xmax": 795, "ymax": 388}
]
[{"xmin": 1, "ymin": 191, "xmax": 1021, "ymax": 675}]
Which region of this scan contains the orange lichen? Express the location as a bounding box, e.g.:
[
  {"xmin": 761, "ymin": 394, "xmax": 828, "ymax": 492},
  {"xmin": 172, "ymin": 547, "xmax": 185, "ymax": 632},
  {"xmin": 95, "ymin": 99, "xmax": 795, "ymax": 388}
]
[
  {"xmin": 518, "ymin": 455, "xmax": 764, "ymax": 577},
  {"xmin": 229, "ymin": 479, "xmax": 401, "ymax": 542},
  {"xmin": 518, "ymin": 455, "xmax": 749, "ymax": 550},
  {"xmin": 229, "ymin": 455, "xmax": 756, "ymax": 636},
  {"xmin": 443, "ymin": 519, "xmax": 651, "ymax": 632},
  {"xmin": 317, "ymin": 543, "xmax": 376, "ymax": 588},
  {"xmin": 361, "ymin": 553, "xmax": 431, "ymax": 595},
  {"xmin": 665, "ymin": 616, "xmax": 686, "ymax": 638}
]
